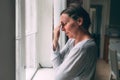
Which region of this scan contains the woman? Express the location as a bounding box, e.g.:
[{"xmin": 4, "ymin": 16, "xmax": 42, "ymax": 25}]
[{"xmin": 51, "ymin": 3, "xmax": 97, "ymax": 80}]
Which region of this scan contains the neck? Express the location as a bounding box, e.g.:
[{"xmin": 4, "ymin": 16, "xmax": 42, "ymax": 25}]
[{"xmin": 74, "ymin": 32, "xmax": 91, "ymax": 45}]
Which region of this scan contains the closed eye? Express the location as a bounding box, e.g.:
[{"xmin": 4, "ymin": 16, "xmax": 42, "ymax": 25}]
[{"xmin": 61, "ymin": 23, "xmax": 67, "ymax": 28}]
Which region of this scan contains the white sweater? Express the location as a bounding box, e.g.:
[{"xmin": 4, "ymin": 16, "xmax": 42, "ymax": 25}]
[{"xmin": 51, "ymin": 39, "xmax": 97, "ymax": 80}]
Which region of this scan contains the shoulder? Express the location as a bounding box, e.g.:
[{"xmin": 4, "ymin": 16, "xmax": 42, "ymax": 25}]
[{"xmin": 82, "ymin": 39, "xmax": 97, "ymax": 50}]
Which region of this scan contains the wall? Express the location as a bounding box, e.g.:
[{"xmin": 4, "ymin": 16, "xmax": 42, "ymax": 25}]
[
  {"xmin": 109, "ymin": 0, "xmax": 120, "ymax": 63},
  {"xmin": 0, "ymin": 0, "xmax": 15, "ymax": 80},
  {"xmin": 109, "ymin": 0, "xmax": 120, "ymax": 52},
  {"xmin": 110, "ymin": 0, "xmax": 120, "ymax": 25}
]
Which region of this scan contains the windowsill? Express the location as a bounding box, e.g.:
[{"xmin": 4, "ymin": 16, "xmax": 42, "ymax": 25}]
[
  {"xmin": 33, "ymin": 68, "xmax": 54, "ymax": 80},
  {"xmin": 25, "ymin": 68, "xmax": 37, "ymax": 80}
]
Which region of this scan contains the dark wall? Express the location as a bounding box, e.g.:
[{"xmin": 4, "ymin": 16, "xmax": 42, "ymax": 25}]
[
  {"xmin": 110, "ymin": 0, "xmax": 120, "ymax": 25},
  {"xmin": 0, "ymin": 0, "xmax": 15, "ymax": 80}
]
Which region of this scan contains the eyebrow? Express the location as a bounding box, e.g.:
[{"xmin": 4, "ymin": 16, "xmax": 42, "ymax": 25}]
[{"xmin": 61, "ymin": 21, "xmax": 67, "ymax": 25}]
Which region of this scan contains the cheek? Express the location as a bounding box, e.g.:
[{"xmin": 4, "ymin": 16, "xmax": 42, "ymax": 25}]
[
  {"xmin": 65, "ymin": 25, "xmax": 72, "ymax": 31},
  {"xmin": 67, "ymin": 23, "xmax": 78, "ymax": 32}
]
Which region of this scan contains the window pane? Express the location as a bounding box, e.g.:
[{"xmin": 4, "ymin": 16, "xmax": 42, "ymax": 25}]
[
  {"xmin": 26, "ymin": 34, "xmax": 37, "ymax": 68},
  {"xmin": 25, "ymin": 0, "xmax": 37, "ymax": 35}
]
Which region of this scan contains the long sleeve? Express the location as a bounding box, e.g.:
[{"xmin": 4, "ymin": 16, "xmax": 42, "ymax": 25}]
[
  {"xmin": 51, "ymin": 39, "xmax": 97, "ymax": 80},
  {"xmin": 51, "ymin": 39, "xmax": 73, "ymax": 68}
]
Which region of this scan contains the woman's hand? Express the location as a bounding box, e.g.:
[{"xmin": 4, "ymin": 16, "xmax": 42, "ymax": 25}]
[{"xmin": 53, "ymin": 23, "xmax": 61, "ymax": 51}]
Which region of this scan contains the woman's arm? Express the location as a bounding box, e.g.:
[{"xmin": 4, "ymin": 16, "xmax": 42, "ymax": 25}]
[
  {"xmin": 51, "ymin": 39, "xmax": 72, "ymax": 68},
  {"xmin": 53, "ymin": 23, "xmax": 61, "ymax": 51},
  {"xmin": 54, "ymin": 43, "xmax": 97, "ymax": 80},
  {"xmin": 52, "ymin": 23, "xmax": 71, "ymax": 68}
]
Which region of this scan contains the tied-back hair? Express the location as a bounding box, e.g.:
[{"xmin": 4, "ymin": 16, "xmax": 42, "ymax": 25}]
[{"xmin": 60, "ymin": 3, "xmax": 91, "ymax": 31}]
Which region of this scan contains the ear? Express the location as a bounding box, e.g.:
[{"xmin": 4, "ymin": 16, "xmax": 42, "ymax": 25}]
[{"xmin": 77, "ymin": 18, "xmax": 83, "ymax": 26}]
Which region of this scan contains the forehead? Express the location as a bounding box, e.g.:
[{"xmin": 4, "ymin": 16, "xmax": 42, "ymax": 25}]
[{"xmin": 60, "ymin": 13, "xmax": 71, "ymax": 22}]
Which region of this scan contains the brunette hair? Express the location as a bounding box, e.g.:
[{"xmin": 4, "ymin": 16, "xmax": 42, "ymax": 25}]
[{"xmin": 61, "ymin": 3, "xmax": 91, "ymax": 31}]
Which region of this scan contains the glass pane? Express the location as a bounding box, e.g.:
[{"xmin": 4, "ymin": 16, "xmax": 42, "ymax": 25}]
[{"xmin": 26, "ymin": 34, "xmax": 37, "ymax": 68}]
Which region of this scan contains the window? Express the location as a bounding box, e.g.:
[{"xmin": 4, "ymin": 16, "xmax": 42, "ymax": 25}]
[
  {"xmin": 16, "ymin": 0, "xmax": 26, "ymax": 80},
  {"xmin": 16, "ymin": 0, "xmax": 38, "ymax": 80},
  {"xmin": 16, "ymin": 0, "xmax": 54, "ymax": 80},
  {"xmin": 16, "ymin": 0, "xmax": 82, "ymax": 80},
  {"xmin": 25, "ymin": 0, "xmax": 37, "ymax": 68}
]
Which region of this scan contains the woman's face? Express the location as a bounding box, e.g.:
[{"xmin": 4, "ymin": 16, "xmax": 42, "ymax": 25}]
[{"xmin": 60, "ymin": 13, "xmax": 82, "ymax": 38}]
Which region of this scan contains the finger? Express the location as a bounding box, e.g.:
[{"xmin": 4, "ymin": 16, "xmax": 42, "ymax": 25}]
[{"xmin": 57, "ymin": 22, "xmax": 62, "ymax": 28}]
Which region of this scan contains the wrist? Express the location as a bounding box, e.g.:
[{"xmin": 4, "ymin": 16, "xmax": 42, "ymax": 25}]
[{"xmin": 53, "ymin": 39, "xmax": 58, "ymax": 51}]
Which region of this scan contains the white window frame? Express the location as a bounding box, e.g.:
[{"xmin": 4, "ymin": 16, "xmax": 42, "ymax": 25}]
[
  {"xmin": 16, "ymin": 0, "xmax": 26, "ymax": 80},
  {"xmin": 16, "ymin": 0, "xmax": 38, "ymax": 80},
  {"xmin": 25, "ymin": 0, "xmax": 38, "ymax": 80},
  {"xmin": 16, "ymin": 0, "xmax": 67, "ymax": 80}
]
